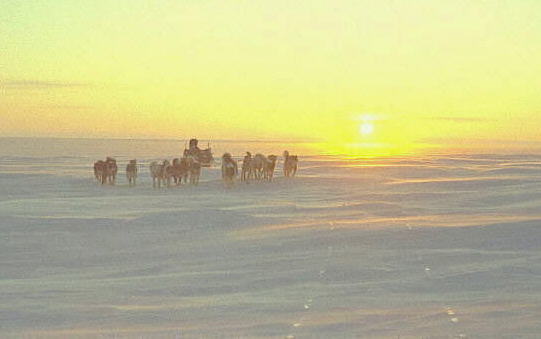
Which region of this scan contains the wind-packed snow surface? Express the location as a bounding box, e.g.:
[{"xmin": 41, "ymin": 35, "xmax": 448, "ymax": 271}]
[{"xmin": 1, "ymin": 139, "xmax": 541, "ymax": 338}]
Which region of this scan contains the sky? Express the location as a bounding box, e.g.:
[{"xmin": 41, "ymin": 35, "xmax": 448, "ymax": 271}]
[{"xmin": 1, "ymin": 0, "xmax": 541, "ymax": 154}]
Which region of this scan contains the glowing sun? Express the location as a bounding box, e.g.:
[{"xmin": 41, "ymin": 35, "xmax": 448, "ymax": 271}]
[{"xmin": 359, "ymin": 122, "xmax": 374, "ymax": 136}]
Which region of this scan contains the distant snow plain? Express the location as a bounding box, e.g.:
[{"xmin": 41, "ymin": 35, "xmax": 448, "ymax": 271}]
[{"xmin": 1, "ymin": 139, "xmax": 541, "ymax": 338}]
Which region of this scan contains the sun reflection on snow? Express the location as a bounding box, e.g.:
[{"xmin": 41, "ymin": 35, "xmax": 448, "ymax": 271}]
[{"xmin": 233, "ymin": 214, "xmax": 541, "ymax": 239}]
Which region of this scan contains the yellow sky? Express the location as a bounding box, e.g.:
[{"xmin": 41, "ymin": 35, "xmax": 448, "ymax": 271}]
[{"xmin": 1, "ymin": 0, "xmax": 541, "ymax": 153}]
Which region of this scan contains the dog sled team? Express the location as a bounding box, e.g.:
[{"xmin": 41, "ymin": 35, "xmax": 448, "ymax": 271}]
[
  {"xmin": 94, "ymin": 139, "xmax": 298, "ymax": 188},
  {"xmin": 238, "ymin": 150, "xmax": 298, "ymax": 182},
  {"xmin": 93, "ymin": 157, "xmax": 118, "ymax": 185},
  {"xmin": 149, "ymin": 156, "xmax": 200, "ymax": 188},
  {"xmin": 147, "ymin": 138, "xmax": 204, "ymax": 188}
]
